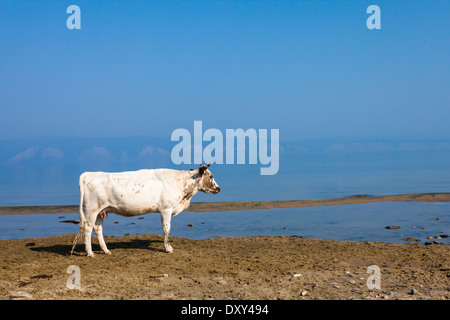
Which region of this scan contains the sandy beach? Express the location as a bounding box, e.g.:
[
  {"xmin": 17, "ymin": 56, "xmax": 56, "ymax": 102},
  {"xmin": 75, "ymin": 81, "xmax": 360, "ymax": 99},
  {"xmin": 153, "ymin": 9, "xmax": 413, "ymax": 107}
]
[
  {"xmin": 0, "ymin": 193, "xmax": 449, "ymax": 300},
  {"xmin": 0, "ymin": 234, "xmax": 449, "ymax": 300},
  {"xmin": 0, "ymin": 193, "xmax": 449, "ymax": 301}
]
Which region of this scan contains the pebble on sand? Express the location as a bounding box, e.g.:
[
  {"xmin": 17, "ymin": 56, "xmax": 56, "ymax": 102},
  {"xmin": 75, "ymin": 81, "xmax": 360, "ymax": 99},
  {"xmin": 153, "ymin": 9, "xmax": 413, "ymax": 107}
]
[
  {"xmin": 400, "ymin": 237, "xmax": 420, "ymax": 242},
  {"xmin": 149, "ymin": 274, "xmax": 169, "ymax": 279},
  {"xmin": 425, "ymin": 241, "xmax": 442, "ymax": 245},
  {"xmin": 408, "ymin": 289, "xmax": 418, "ymax": 295},
  {"xmin": 10, "ymin": 291, "xmax": 33, "ymax": 300}
]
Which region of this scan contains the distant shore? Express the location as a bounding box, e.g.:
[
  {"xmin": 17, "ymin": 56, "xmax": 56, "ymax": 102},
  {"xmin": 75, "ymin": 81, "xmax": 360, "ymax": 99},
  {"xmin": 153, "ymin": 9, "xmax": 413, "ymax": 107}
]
[{"xmin": 1, "ymin": 192, "xmax": 449, "ymax": 215}]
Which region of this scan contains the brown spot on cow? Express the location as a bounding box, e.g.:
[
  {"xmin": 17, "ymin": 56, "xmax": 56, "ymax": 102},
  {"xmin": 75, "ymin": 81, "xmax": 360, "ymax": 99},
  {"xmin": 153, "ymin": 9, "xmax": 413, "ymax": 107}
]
[{"xmin": 182, "ymin": 179, "xmax": 196, "ymax": 201}]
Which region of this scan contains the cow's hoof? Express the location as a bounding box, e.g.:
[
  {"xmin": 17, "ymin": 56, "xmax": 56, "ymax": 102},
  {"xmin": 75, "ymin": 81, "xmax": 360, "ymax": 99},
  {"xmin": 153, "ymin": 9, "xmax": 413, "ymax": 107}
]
[
  {"xmin": 165, "ymin": 248, "xmax": 174, "ymax": 253},
  {"xmin": 105, "ymin": 251, "xmax": 112, "ymax": 255},
  {"xmin": 87, "ymin": 253, "xmax": 95, "ymax": 258}
]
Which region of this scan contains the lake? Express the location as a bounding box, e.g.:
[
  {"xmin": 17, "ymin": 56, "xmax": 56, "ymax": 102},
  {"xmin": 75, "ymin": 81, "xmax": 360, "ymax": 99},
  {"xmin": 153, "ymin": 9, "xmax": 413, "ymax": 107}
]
[{"xmin": 0, "ymin": 138, "xmax": 449, "ymax": 244}]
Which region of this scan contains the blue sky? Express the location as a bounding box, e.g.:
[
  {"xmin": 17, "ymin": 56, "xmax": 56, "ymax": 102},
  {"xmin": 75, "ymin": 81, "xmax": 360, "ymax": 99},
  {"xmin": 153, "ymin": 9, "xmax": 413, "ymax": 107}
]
[{"xmin": 0, "ymin": 0, "xmax": 449, "ymax": 141}]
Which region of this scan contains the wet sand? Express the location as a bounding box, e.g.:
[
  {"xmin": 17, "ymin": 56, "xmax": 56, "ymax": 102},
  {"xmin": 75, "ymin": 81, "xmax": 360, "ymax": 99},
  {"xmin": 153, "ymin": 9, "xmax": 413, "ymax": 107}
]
[
  {"xmin": 0, "ymin": 234, "xmax": 449, "ymax": 300},
  {"xmin": 1, "ymin": 192, "xmax": 450, "ymax": 215}
]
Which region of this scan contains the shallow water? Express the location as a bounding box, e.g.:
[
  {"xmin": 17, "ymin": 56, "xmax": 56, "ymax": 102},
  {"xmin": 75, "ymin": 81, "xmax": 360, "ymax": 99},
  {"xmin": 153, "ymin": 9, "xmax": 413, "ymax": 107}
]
[{"xmin": 0, "ymin": 201, "xmax": 448, "ymax": 245}]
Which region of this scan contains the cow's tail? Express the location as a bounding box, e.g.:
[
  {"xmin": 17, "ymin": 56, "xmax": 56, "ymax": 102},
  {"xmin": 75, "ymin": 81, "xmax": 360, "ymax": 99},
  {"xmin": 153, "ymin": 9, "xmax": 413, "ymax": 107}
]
[{"xmin": 71, "ymin": 172, "xmax": 87, "ymax": 255}]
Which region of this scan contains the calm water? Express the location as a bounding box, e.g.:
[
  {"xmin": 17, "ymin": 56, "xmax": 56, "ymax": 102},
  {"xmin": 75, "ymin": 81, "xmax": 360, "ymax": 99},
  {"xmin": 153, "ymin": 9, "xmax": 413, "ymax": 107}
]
[
  {"xmin": 0, "ymin": 141, "xmax": 449, "ymax": 244},
  {"xmin": 0, "ymin": 202, "xmax": 449, "ymax": 245}
]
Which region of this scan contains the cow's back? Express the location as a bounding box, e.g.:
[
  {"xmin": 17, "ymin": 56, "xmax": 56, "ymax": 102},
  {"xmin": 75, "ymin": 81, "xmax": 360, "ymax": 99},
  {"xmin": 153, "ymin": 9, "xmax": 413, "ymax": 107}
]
[{"xmin": 82, "ymin": 169, "xmax": 185, "ymax": 216}]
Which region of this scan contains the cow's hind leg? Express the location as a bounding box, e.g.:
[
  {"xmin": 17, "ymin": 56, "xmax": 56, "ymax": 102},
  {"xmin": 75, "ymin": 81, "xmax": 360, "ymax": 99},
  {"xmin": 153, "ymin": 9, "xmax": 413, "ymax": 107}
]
[
  {"xmin": 160, "ymin": 209, "xmax": 174, "ymax": 253},
  {"xmin": 84, "ymin": 220, "xmax": 95, "ymax": 257},
  {"xmin": 94, "ymin": 214, "xmax": 111, "ymax": 255},
  {"xmin": 83, "ymin": 208, "xmax": 99, "ymax": 257}
]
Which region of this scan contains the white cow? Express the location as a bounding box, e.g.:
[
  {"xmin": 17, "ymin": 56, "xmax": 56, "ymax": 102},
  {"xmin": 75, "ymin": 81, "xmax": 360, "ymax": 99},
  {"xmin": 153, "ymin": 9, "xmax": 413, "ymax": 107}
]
[{"xmin": 71, "ymin": 164, "xmax": 220, "ymax": 257}]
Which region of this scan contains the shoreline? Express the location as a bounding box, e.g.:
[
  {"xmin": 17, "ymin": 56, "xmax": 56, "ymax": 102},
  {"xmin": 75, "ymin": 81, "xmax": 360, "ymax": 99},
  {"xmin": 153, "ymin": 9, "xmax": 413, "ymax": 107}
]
[{"xmin": 1, "ymin": 192, "xmax": 449, "ymax": 215}]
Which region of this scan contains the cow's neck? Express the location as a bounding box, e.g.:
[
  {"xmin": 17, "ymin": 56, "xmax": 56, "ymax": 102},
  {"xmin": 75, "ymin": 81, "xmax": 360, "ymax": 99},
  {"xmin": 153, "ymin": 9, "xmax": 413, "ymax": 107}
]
[{"xmin": 183, "ymin": 170, "xmax": 200, "ymax": 201}]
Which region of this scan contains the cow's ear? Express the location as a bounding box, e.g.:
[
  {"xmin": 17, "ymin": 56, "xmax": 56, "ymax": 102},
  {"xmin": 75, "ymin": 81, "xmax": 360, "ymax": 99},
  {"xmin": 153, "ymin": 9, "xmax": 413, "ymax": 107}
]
[{"xmin": 198, "ymin": 164, "xmax": 205, "ymax": 176}]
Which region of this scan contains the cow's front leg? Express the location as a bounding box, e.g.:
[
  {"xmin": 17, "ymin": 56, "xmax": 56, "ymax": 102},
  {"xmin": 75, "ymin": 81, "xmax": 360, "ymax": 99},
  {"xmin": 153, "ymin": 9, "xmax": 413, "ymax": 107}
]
[{"xmin": 160, "ymin": 209, "xmax": 173, "ymax": 253}]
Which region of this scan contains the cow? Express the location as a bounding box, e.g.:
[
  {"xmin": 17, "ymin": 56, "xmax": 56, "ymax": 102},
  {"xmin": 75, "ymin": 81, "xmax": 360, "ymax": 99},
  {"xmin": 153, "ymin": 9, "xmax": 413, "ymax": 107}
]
[{"xmin": 71, "ymin": 163, "xmax": 220, "ymax": 257}]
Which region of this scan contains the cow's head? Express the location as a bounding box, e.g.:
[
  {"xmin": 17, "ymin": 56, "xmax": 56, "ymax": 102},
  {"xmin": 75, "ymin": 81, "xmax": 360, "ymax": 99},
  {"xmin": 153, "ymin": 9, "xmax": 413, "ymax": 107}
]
[{"xmin": 197, "ymin": 163, "xmax": 220, "ymax": 194}]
